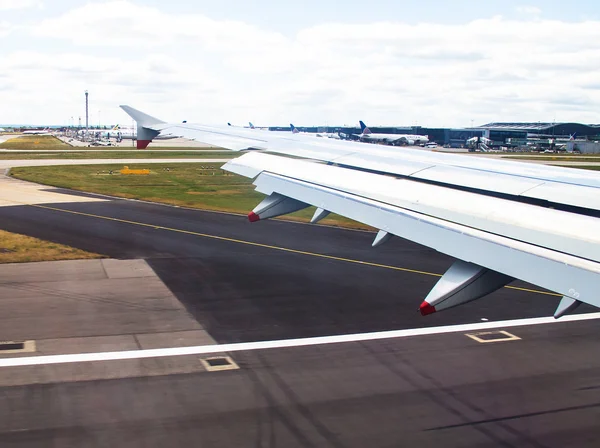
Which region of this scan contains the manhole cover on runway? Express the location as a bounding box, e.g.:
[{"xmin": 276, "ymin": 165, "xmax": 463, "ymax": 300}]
[
  {"xmin": 465, "ymin": 331, "xmax": 521, "ymax": 344},
  {"xmin": 200, "ymin": 356, "xmax": 240, "ymax": 372},
  {"xmin": 0, "ymin": 340, "xmax": 36, "ymax": 354}
]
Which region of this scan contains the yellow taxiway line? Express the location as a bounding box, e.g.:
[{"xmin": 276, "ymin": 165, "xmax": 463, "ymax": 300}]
[{"xmin": 31, "ymin": 203, "xmax": 561, "ymax": 298}]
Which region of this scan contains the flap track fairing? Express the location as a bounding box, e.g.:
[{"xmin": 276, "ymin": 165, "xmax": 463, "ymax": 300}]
[
  {"xmin": 248, "ymin": 193, "xmax": 310, "ymax": 222},
  {"xmin": 420, "ymin": 260, "xmax": 513, "ymax": 315}
]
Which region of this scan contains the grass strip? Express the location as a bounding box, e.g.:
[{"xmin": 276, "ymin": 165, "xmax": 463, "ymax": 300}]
[
  {"xmin": 10, "ymin": 163, "xmax": 369, "ymax": 229},
  {"xmin": 0, "ymin": 230, "xmax": 104, "ymax": 263},
  {"xmin": 0, "ymin": 135, "xmax": 70, "ymax": 150},
  {"xmin": 0, "ymin": 151, "xmax": 233, "ymax": 160}
]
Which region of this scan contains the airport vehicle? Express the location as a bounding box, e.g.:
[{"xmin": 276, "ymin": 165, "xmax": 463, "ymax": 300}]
[
  {"xmin": 466, "ymin": 136, "xmax": 493, "ymax": 151},
  {"xmin": 89, "ymin": 140, "xmax": 112, "ymax": 146},
  {"xmin": 356, "ymin": 121, "xmax": 429, "ymax": 145},
  {"xmin": 120, "ymin": 105, "xmax": 600, "ymax": 319}
]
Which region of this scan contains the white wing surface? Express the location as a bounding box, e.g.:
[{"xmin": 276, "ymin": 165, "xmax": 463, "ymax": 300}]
[{"xmin": 120, "ymin": 105, "xmax": 600, "ymax": 318}]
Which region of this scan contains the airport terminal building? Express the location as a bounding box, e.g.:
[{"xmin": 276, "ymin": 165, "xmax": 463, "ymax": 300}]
[{"xmin": 316, "ymin": 122, "xmax": 600, "ymax": 150}]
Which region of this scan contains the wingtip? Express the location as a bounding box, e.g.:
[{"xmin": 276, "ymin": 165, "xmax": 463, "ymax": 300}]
[{"xmin": 248, "ymin": 211, "xmax": 260, "ymax": 222}]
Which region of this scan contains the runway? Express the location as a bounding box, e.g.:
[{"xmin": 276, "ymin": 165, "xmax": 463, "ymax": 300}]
[
  {"xmin": 0, "ymin": 188, "xmax": 581, "ymax": 342},
  {"xmin": 0, "ymin": 172, "xmax": 599, "ymax": 446}
]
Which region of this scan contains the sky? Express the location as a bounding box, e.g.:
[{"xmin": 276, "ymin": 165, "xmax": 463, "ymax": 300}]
[{"xmin": 1, "ymin": 0, "xmax": 599, "ymax": 127}]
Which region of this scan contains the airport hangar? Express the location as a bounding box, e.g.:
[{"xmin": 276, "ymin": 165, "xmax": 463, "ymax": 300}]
[{"xmin": 272, "ymin": 122, "xmax": 600, "ymax": 150}]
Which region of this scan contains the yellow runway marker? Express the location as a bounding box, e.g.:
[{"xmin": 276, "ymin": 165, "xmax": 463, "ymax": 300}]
[
  {"xmin": 31, "ymin": 203, "xmax": 561, "ymax": 298},
  {"xmin": 505, "ymin": 285, "xmax": 560, "ymax": 297}
]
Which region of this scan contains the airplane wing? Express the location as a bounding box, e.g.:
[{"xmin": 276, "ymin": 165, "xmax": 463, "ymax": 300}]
[{"xmin": 120, "ymin": 105, "xmax": 600, "ymax": 318}]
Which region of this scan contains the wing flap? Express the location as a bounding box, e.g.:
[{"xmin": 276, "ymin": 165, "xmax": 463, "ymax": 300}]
[
  {"xmin": 523, "ymin": 182, "xmax": 600, "ymax": 211},
  {"xmin": 412, "ymin": 165, "xmax": 546, "ymax": 196}
]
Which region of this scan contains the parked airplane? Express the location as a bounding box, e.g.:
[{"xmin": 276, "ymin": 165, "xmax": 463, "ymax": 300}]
[
  {"xmin": 356, "ymin": 121, "xmax": 429, "ymax": 145},
  {"xmin": 76, "ymin": 125, "xmax": 122, "ymax": 139},
  {"xmin": 120, "ymin": 105, "xmax": 600, "ymax": 319},
  {"xmin": 290, "ymin": 124, "xmax": 341, "ymax": 139},
  {"xmin": 228, "ymin": 122, "xmax": 264, "ymax": 130},
  {"xmin": 231, "ymin": 122, "xmax": 339, "ymax": 138},
  {"xmin": 247, "ymin": 122, "xmax": 270, "ymax": 130},
  {"xmin": 22, "ymin": 128, "xmax": 50, "ymax": 135},
  {"xmin": 99, "ymin": 124, "xmax": 179, "ymax": 141},
  {"xmin": 316, "ymin": 131, "xmax": 342, "ymax": 139}
]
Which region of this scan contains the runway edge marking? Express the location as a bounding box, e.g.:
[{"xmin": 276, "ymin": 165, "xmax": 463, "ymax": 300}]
[{"xmin": 0, "ymin": 313, "xmax": 598, "ymax": 368}]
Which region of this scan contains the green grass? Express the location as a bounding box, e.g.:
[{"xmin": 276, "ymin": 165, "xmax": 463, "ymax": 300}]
[
  {"xmin": 70, "ymin": 146, "xmax": 223, "ymax": 151},
  {"xmin": 562, "ymin": 165, "xmax": 600, "ymax": 171},
  {"xmin": 0, "ymin": 229, "xmax": 104, "ymax": 263},
  {"xmin": 0, "ymin": 151, "xmax": 234, "ymax": 160},
  {"xmin": 10, "ymin": 163, "xmax": 368, "ymax": 229},
  {"xmin": 0, "ymin": 135, "xmax": 70, "ymax": 150},
  {"xmin": 89, "ymin": 146, "xmax": 223, "ymax": 151},
  {"xmin": 0, "ymin": 135, "xmax": 224, "ymax": 151},
  {"xmin": 505, "ymin": 156, "xmax": 600, "ymax": 162}
]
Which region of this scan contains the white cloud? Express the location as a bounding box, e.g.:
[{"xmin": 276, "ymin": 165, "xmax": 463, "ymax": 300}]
[
  {"xmin": 516, "ymin": 5, "xmax": 542, "ymax": 15},
  {"xmin": 0, "ymin": 0, "xmax": 42, "ymax": 10},
  {"xmin": 2, "ymin": 1, "xmax": 600, "ymax": 126},
  {"xmin": 33, "ymin": 1, "xmax": 287, "ymax": 50},
  {"xmin": 0, "ymin": 21, "xmax": 13, "ymax": 37}
]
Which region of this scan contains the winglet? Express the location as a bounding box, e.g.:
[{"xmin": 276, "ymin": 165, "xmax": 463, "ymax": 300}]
[
  {"xmin": 120, "ymin": 105, "xmax": 165, "ymax": 127},
  {"xmin": 120, "ymin": 105, "xmax": 165, "ymax": 149},
  {"xmin": 359, "ymin": 120, "xmax": 371, "ymax": 135}
]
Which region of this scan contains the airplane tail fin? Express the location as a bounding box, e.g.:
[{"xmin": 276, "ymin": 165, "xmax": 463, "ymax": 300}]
[
  {"xmin": 291, "ymin": 123, "xmax": 299, "ymax": 134},
  {"xmin": 119, "ymin": 105, "xmax": 165, "ymax": 149},
  {"xmin": 359, "ymin": 120, "xmax": 372, "ymax": 135},
  {"xmin": 569, "ymin": 133, "xmax": 577, "ymax": 141},
  {"xmin": 249, "ymin": 122, "xmax": 255, "ymax": 129}
]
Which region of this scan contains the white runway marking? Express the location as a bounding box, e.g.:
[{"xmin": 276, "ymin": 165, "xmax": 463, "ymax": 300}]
[
  {"xmin": 1, "ymin": 312, "xmax": 599, "ymax": 368},
  {"xmin": 465, "ymin": 330, "xmax": 521, "ymax": 344}
]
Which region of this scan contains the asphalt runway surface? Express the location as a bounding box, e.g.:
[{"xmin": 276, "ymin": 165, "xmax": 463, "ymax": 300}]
[
  {"xmin": 0, "ymin": 192, "xmax": 582, "ymax": 341},
  {"xmin": 0, "ymin": 184, "xmax": 599, "ymax": 447}
]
